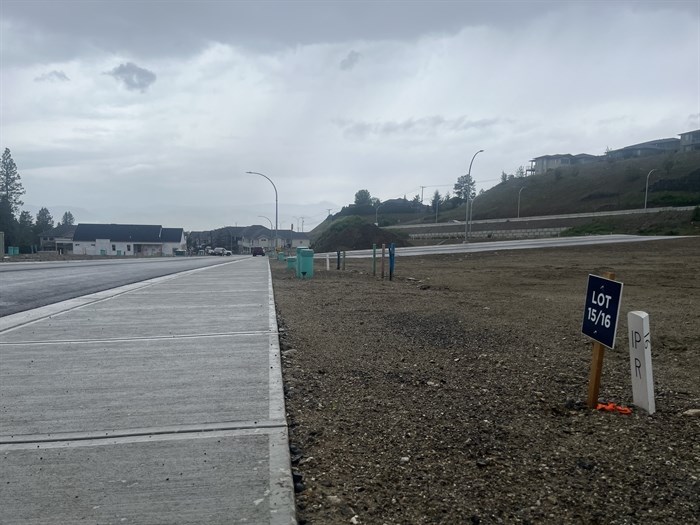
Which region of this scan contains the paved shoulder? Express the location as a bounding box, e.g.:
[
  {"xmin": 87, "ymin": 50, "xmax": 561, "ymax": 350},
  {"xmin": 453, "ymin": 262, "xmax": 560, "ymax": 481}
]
[{"xmin": 0, "ymin": 257, "xmax": 296, "ymax": 524}]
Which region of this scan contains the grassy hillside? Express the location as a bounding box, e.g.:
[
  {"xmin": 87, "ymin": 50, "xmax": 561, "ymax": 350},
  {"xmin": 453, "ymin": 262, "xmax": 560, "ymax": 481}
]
[
  {"xmin": 310, "ymin": 151, "xmax": 700, "ymax": 240},
  {"xmin": 464, "ymin": 150, "xmax": 700, "ymax": 221}
]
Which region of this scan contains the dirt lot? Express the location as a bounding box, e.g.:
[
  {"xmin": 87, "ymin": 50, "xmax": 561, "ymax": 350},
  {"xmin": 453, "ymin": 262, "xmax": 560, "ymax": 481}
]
[{"xmin": 271, "ymin": 238, "xmax": 699, "ymax": 525}]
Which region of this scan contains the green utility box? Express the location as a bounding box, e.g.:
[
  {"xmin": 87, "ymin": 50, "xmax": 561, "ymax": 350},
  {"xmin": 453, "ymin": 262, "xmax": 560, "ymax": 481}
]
[
  {"xmin": 286, "ymin": 256, "xmax": 296, "ymax": 270},
  {"xmin": 297, "ymin": 248, "xmax": 314, "ymax": 279},
  {"xmin": 278, "ymin": 252, "xmax": 285, "ymax": 261}
]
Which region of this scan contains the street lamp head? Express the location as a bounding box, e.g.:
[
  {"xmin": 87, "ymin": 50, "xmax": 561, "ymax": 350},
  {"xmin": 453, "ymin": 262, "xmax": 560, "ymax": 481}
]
[{"xmin": 478, "ymin": 149, "xmax": 484, "ymax": 153}]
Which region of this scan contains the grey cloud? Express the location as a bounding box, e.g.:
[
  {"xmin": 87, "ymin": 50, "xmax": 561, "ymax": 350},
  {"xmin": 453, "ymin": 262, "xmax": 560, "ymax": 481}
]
[
  {"xmin": 334, "ymin": 116, "xmax": 501, "ymax": 139},
  {"xmin": 340, "ymin": 50, "xmax": 361, "ymax": 71},
  {"xmin": 6, "ymin": 1, "xmax": 694, "ymax": 63},
  {"xmin": 105, "ymin": 62, "xmax": 156, "ymax": 92},
  {"xmin": 34, "ymin": 70, "xmax": 70, "ymax": 82}
]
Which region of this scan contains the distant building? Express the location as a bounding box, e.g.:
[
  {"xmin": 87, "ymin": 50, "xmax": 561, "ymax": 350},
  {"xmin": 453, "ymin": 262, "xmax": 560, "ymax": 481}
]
[
  {"xmin": 72, "ymin": 224, "xmax": 186, "ymax": 256},
  {"xmin": 239, "ymin": 225, "xmax": 310, "ymax": 253},
  {"xmin": 528, "ymin": 153, "xmax": 599, "ymax": 176},
  {"xmin": 189, "ymin": 225, "xmax": 310, "ymax": 254},
  {"xmin": 278, "ymin": 229, "xmax": 311, "ymax": 250},
  {"xmin": 606, "ymin": 138, "xmax": 680, "ymax": 160},
  {"xmin": 679, "ymin": 129, "xmax": 700, "ymax": 152},
  {"xmin": 39, "ymin": 223, "xmax": 77, "ymax": 253}
]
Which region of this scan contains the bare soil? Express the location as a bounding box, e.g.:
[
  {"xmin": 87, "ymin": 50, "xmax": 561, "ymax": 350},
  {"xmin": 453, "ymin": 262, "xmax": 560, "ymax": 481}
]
[{"xmin": 271, "ymin": 238, "xmax": 700, "ymax": 525}]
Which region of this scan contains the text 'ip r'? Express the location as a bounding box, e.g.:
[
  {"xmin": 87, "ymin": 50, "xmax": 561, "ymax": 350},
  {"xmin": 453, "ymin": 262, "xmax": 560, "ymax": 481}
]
[{"xmin": 631, "ymin": 329, "xmax": 642, "ymax": 349}]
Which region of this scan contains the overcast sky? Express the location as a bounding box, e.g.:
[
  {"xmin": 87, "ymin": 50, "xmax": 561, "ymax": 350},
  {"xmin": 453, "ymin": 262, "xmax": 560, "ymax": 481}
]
[{"xmin": 1, "ymin": 0, "xmax": 698, "ymax": 231}]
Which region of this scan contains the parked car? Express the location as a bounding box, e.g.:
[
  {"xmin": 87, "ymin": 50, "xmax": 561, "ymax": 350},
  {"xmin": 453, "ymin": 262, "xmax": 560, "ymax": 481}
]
[
  {"xmin": 212, "ymin": 247, "xmax": 225, "ymax": 256},
  {"xmin": 251, "ymin": 247, "xmax": 265, "ymax": 256}
]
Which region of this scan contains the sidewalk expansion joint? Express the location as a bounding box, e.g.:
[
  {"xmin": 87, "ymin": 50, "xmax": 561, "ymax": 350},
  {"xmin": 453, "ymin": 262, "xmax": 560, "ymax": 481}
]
[
  {"xmin": 0, "ymin": 330, "xmax": 279, "ymax": 345},
  {"xmin": 1, "ymin": 419, "xmax": 289, "ymax": 447}
]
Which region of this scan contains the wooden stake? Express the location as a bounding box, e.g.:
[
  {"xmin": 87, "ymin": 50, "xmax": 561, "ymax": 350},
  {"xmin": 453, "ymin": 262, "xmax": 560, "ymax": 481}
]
[
  {"xmin": 587, "ymin": 271, "xmax": 615, "ymax": 409},
  {"xmin": 587, "ymin": 341, "xmax": 606, "ymax": 408}
]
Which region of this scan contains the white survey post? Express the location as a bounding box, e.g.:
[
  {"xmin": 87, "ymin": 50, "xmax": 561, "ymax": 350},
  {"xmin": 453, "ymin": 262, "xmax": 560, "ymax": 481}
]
[{"xmin": 628, "ymin": 311, "xmax": 655, "ymax": 414}]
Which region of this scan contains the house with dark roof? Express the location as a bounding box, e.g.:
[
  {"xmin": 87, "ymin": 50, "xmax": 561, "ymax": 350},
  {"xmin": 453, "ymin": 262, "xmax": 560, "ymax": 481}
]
[
  {"xmin": 39, "ymin": 224, "xmax": 77, "ymax": 253},
  {"xmin": 72, "ymin": 224, "xmax": 186, "ymax": 256},
  {"xmin": 679, "ymin": 129, "xmax": 700, "ymax": 152},
  {"xmin": 528, "ymin": 153, "xmax": 599, "ymax": 176},
  {"xmin": 239, "ymin": 225, "xmax": 310, "ymax": 253},
  {"xmin": 278, "ymin": 229, "xmax": 311, "ymax": 250},
  {"xmin": 606, "ymin": 137, "xmax": 680, "ymax": 160}
]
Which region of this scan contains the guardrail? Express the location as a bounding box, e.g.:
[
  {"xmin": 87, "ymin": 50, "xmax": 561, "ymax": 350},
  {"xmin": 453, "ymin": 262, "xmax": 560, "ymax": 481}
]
[
  {"xmin": 409, "ymin": 227, "xmax": 568, "ymax": 240},
  {"xmin": 388, "ymin": 205, "xmax": 697, "ymax": 230}
]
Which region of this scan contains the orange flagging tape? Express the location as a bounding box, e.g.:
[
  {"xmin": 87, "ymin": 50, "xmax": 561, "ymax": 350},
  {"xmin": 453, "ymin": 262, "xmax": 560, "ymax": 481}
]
[{"xmin": 596, "ymin": 402, "xmax": 632, "ymax": 415}]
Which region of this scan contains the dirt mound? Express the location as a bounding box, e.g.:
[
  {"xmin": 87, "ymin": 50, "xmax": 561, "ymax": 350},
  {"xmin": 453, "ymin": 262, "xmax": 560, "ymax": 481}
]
[{"xmin": 312, "ymin": 216, "xmax": 410, "ymax": 252}]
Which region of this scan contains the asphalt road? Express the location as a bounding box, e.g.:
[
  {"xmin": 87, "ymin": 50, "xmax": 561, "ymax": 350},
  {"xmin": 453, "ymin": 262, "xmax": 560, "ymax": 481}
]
[
  {"xmin": 315, "ymin": 234, "xmax": 683, "ymax": 258},
  {"xmin": 0, "ymin": 256, "xmax": 245, "ymax": 317}
]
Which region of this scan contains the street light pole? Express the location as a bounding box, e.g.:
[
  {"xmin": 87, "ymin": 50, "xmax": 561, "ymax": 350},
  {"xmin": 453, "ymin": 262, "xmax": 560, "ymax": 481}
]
[
  {"xmin": 247, "ymin": 171, "xmax": 278, "ymax": 250},
  {"xmin": 468, "ymin": 193, "xmax": 481, "ymax": 240},
  {"xmin": 258, "ymin": 215, "xmax": 274, "ymax": 250},
  {"xmin": 464, "ymin": 149, "xmax": 484, "ymax": 242},
  {"xmin": 644, "ymin": 169, "xmax": 657, "ymax": 210},
  {"xmin": 518, "ymin": 186, "xmax": 526, "ymax": 218}
]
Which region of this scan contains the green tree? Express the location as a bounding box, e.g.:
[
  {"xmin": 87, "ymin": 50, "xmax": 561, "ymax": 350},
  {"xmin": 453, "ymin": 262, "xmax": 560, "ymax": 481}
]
[
  {"xmin": 411, "ymin": 194, "xmax": 422, "ymax": 210},
  {"xmin": 453, "ymin": 174, "xmax": 476, "ymax": 201},
  {"xmin": 0, "ymin": 197, "xmax": 16, "ymax": 248},
  {"xmin": 431, "ymin": 190, "xmax": 441, "ymax": 212},
  {"xmin": 0, "ymin": 148, "xmax": 25, "ymax": 215},
  {"xmin": 17, "ymin": 210, "xmax": 34, "ymax": 247},
  {"xmin": 354, "ymin": 189, "xmax": 372, "ymax": 206},
  {"xmin": 500, "ymin": 171, "xmax": 508, "ymax": 183},
  {"xmin": 515, "ymin": 165, "xmax": 526, "ymax": 178},
  {"xmin": 60, "ymin": 211, "xmax": 75, "ymax": 226},
  {"xmin": 34, "ymin": 207, "xmax": 54, "ymax": 236}
]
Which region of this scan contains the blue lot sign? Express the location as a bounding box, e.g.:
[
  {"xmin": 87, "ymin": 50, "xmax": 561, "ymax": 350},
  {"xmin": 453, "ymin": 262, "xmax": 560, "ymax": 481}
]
[{"xmin": 582, "ymin": 274, "xmax": 624, "ymax": 348}]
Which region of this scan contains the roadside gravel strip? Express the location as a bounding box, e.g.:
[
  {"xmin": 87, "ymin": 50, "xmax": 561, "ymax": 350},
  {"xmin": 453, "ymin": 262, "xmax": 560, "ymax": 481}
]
[{"xmin": 272, "ymin": 238, "xmax": 699, "ymax": 524}]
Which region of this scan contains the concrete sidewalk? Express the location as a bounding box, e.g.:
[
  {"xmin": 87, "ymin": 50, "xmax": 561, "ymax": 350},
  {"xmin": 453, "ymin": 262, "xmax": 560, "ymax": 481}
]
[{"xmin": 0, "ymin": 257, "xmax": 296, "ymax": 524}]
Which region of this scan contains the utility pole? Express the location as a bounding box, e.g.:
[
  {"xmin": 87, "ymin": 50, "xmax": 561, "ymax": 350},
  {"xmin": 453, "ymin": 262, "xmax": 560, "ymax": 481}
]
[{"xmin": 420, "ymin": 186, "xmax": 427, "ymax": 203}]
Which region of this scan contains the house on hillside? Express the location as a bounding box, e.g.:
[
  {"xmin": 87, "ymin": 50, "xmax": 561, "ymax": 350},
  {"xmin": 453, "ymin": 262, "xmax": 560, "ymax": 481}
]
[
  {"xmin": 606, "ymin": 138, "xmax": 680, "ymax": 160},
  {"xmin": 528, "ymin": 153, "xmax": 599, "ymax": 176},
  {"xmin": 72, "ymin": 224, "xmax": 186, "ymax": 256},
  {"xmin": 39, "ymin": 224, "xmax": 77, "ymax": 253},
  {"xmin": 679, "ymin": 129, "xmax": 700, "ymax": 152}
]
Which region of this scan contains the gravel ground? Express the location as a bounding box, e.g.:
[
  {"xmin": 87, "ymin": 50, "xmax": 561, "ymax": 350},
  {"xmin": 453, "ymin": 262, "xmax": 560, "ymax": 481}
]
[{"xmin": 272, "ymin": 238, "xmax": 699, "ymax": 525}]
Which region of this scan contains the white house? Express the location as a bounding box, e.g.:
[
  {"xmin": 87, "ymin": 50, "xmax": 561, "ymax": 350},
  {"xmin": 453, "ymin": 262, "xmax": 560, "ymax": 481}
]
[{"xmin": 72, "ymin": 224, "xmax": 186, "ymax": 256}]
